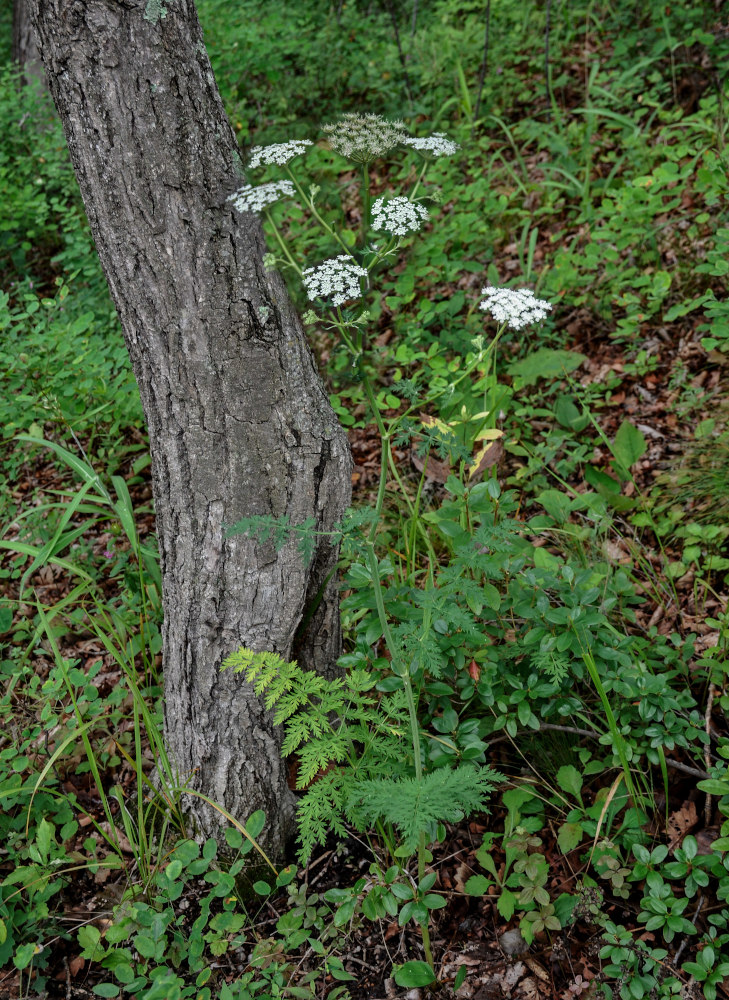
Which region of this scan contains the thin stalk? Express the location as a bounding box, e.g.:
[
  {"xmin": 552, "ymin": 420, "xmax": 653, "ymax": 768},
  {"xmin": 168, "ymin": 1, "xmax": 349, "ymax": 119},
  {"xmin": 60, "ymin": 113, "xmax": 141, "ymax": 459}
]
[
  {"xmin": 362, "ymin": 163, "xmax": 371, "ymax": 242},
  {"xmin": 407, "ymin": 159, "xmax": 429, "ymax": 202},
  {"xmin": 408, "ymin": 463, "xmax": 430, "ymax": 583},
  {"xmin": 362, "ymin": 370, "xmax": 433, "ymax": 970},
  {"xmin": 265, "ymin": 209, "xmax": 302, "ymax": 274},
  {"xmin": 581, "ymin": 648, "xmax": 646, "ymax": 812},
  {"xmin": 333, "ymin": 309, "xmax": 360, "ymax": 359},
  {"xmin": 361, "ymin": 374, "xmax": 392, "ymax": 530},
  {"xmin": 386, "ymin": 447, "xmax": 438, "ymax": 571},
  {"xmin": 285, "ymin": 166, "xmax": 352, "ymax": 257}
]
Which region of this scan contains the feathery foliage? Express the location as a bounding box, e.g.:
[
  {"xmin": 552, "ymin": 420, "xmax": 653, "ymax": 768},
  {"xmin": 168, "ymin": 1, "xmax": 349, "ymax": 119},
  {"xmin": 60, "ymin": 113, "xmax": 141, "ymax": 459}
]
[
  {"xmin": 348, "ymin": 766, "xmax": 501, "ymax": 855},
  {"xmin": 221, "ymin": 647, "xmax": 502, "ymax": 861}
]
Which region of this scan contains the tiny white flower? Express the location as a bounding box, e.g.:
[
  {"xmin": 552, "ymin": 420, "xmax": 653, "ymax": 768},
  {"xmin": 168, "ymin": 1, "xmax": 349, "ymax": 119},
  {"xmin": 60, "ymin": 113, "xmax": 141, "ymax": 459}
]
[
  {"xmin": 302, "ymin": 255, "xmax": 368, "ymax": 307},
  {"xmin": 322, "ymin": 113, "xmax": 408, "ymax": 162},
  {"xmin": 479, "ymin": 286, "xmax": 552, "ymax": 330},
  {"xmin": 402, "ymin": 132, "xmax": 460, "ymax": 157},
  {"xmin": 227, "ymin": 180, "xmax": 295, "ymax": 213},
  {"xmin": 248, "ymin": 140, "xmax": 313, "ymax": 168},
  {"xmin": 371, "ymin": 196, "xmax": 429, "ymax": 237}
]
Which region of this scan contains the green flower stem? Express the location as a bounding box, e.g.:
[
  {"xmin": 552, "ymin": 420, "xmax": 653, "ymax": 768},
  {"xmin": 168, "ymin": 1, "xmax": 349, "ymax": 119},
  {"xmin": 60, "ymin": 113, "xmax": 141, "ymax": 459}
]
[
  {"xmin": 385, "ymin": 450, "xmax": 438, "ymax": 577},
  {"xmin": 361, "ymin": 368, "xmax": 433, "ymax": 969},
  {"xmin": 396, "ymin": 341, "xmax": 492, "ymax": 428},
  {"xmin": 408, "ymin": 159, "xmax": 430, "ymax": 202},
  {"xmin": 285, "ymin": 166, "xmax": 352, "ymax": 257},
  {"xmin": 483, "ymin": 322, "xmax": 507, "ymax": 428},
  {"xmin": 420, "ymin": 908, "xmax": 434, "ymax": 967},
  {"xmin": 581, "ymin": 647, "xmax": 646, "ymax": 812},
  {"xmin": 264, "ymin": 209, "xmax": 302, "ymax": 275},
  {"xmin": 361, "ymin": 373, "xmax": 391, "ymax": 539},
  {"xmin": 365, "ymin": 540, "xmax": 426, "ymax": 878},
  {"xmin": 366, "ymin": 236, "xmax": 398, "ymax": 271},
  {"xmin": 362, "ymin": 163, "xmax": 371, "ymax": 242},
  {"xmin": 332, "ymin": 310, "xmax": 359, "ymax": 358}
]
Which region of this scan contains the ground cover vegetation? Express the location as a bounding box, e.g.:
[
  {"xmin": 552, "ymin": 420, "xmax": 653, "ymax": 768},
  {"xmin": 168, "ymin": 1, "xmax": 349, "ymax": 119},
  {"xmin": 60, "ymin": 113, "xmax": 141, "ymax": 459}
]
[{"xmin": 0, "ymin": 0, "xmax": 728, "ymax": 997}]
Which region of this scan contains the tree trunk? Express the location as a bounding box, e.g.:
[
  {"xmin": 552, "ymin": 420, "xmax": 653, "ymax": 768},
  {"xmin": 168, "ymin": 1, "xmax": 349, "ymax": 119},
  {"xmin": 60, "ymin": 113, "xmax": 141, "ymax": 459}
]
[
  {"xmin": 13, "ymin": 0, "xmax": 46, "ymax": 89},
  {"xmin": 29, "ymin": 0, "xmax": 352, "ymax": 856}
]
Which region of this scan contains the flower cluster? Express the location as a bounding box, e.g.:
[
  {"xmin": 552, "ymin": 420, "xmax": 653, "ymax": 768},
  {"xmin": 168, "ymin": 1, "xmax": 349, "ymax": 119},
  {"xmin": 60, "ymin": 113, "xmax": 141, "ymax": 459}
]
[
  {"xmin": 402, "ymin": 132, "xmax": 460, "ymax": 157},
  {"xmin": 322, "ymin": 113, "xmax": 408, "ymax": 162},
  {"xmin": 248, "ymin": 140, "xmax": 313, "ymax": 168},
  {"xmin": 371, "ymin": 197, "xmax": 429, "ymax": 236},
  {"xmin": 227, "ymin": 181, "xmax": 295, "ymax": 214},
  {"xmin": 479, "ymin": 286, "xmax": 552, "ymax": 330},
  {"xmin": 302, "ymin": 255, "xmax": 368, "ymax": 307}
]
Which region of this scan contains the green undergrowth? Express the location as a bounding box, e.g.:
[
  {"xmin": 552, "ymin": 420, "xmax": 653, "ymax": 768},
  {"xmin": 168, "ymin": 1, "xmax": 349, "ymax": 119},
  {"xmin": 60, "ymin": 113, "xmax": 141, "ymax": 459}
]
[{"xmin": 1, "ymin": 0, "xmax": 728, "ymax": 997}]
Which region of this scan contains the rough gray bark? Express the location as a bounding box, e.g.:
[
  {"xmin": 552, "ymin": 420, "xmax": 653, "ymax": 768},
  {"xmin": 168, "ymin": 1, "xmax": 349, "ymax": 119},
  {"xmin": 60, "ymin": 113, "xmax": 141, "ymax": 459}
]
[{"xmin": 29, "ymin": 0, "xmax": 352, "ymax": 856}]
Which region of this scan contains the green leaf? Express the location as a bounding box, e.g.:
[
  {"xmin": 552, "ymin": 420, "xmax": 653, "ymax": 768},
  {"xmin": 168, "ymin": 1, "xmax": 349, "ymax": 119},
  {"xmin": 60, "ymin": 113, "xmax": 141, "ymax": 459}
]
[
  {"xmin": 225, "ymin": 827, "xmax": 243, "ymax": 849},
  {"xmin": 171, "ymin": 839, "xmax": 200, "ymax": 865},
  {"xmin": 347, "ymin": 765, "xmax": 502, "ymax": 854},
  {"xmin": 245, "ymin": 809, "xmax": 266, "ymax": 840},
  {"xmin": 0, "ymin": 604, "xmax": 12, "ymax": 633},
  {"xmin": 497, "ymin": 889, "xmax": 516, "ymax": 921},
  {"xmin": 393, "ymin": 961, "xmax": 436, "ymax": 988},
  {"xmin": 585, "ymin": 464, "xmax": 621, "ymax": 495},
  {"xmin": 482, "ymin": 583, "xmax": 501, "ymax": 611},
  {"xmin": 14, "ymin": 942, "xmax": 41, "ymax": 970},
  {"xmin": 697, "ymin": 779, "xmax": 729, "ymax": 796},
  {"xmin": 133, "ymin": 934, "xmax": 158, "ymax": 959},
  {"xmin": 326, "ymin": 958, "xmax": 357, "ymax": 982},
  {"xmin": 454, "ymin": 964, "xmax": 468, "ymax": 990},
  {"xmin": 554, "ymin": 395, "xmax": 589, "ymax": 432},
  {"xmin": 36, "ymin": 817, "xmax": 54, "ymax": 862},
  {"xmin": 271, "ymin": 866, "xmax": 294, "ymax": 890},
  {"xmin": 556, "ymin": 764, "xmax": 583, "ymax": 800},
  {"xmin": 557, "ymin": 822, "xmax": 583, "ymax": 854},
  {"xmin": 612, "ymin": 421, "xmax": 647, "ymax": 470},
  {"xmin": 92, "ymin": 986, "xmax": 120, "ymax": 998},
  {"xmin": 166, "ymin": 859, "xmax": 183, "ymax": 880},
  {"xmin": 419, "ymin": 872, "xmax": 437, "ymax": 892},
  {"xmin": 507, "ymin": 348, "xmax": 586, "ymax": 389},
  {"xmin": 78, "ymin": 924, "xmax": 103, "ymax": 960}
]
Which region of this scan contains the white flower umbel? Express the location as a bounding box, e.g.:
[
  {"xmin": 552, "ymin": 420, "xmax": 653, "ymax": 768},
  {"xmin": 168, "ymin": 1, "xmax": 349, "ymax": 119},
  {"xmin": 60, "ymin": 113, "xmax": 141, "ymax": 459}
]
[
  {"xmin": 322, "ymin": 113, "xmax": 408, "ymax": 162},
  {"xmin": 371, "ymin": 196, "xmax": 429, "ymax": 237},
  {"xmin": 302, "ymin": 255, "xmax": 368, "ymax": 307},
  {"xmin": 402, "ymin": 132, "xmax": 460, "ymax": 157},
  {"xmin": 479, "ymin": 286, "xmax": 552, "ymax": 330},
  {"xmin": 227, "ymin": 180, "xmax": 295, "ymax": 213},
  {"xmin": 248, "ymin": 140, "xmax": 313, "ymax": 168}
]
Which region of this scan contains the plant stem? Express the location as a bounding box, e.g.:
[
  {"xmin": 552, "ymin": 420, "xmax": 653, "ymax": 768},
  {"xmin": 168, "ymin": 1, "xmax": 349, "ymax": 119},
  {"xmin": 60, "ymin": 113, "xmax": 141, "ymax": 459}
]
[
  {"xmin": 361, "ymin": 368, "xmax": 435, "ymax": 969},
  {"xmin": 265, "ymin": 210, "xmax": 302, "ymax": 274},
  {"xmin": 408, "ymin": 159, "xmax": 429, "ymax": 202},
  {"xmin": 285, "ymin": 166, "xmax": 352, "ymax": 257},
  {"xmin": 362, "ymin": 162, "xmax": 371, "ymax": 243}
]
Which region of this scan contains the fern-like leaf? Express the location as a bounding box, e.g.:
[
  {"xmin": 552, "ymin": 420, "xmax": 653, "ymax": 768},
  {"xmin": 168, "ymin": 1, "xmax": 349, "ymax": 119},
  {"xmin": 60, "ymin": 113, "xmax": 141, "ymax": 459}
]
[
  {"xmin": 347, "ymin": 765, "xmax": 503, "ymax": 854},
  {"xmin": 295, "ymin": 771, "xmax": 351, "ymax": 863}
]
